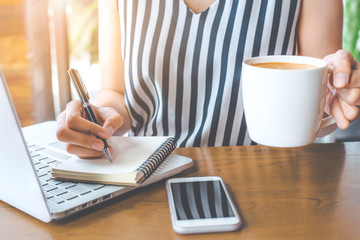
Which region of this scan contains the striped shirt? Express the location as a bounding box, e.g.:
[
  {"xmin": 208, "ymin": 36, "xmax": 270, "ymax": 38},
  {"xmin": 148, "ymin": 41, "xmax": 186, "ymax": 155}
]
[{"xmin": 118, "ymin": 0, "xmax": 301, "ymax": 147}]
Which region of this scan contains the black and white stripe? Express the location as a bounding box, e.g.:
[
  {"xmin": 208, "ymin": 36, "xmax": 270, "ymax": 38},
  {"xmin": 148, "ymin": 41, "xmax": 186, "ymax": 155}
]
[{"xmin": 118, "ymin": 0, "xmax": 301, "ymax": 147}]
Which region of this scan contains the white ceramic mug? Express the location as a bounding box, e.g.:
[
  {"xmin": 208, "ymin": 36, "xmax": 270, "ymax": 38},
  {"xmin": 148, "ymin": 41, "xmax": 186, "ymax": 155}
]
[{"xmin": 241, "ymin": 55, "xmax": 335, "ymax": 147}]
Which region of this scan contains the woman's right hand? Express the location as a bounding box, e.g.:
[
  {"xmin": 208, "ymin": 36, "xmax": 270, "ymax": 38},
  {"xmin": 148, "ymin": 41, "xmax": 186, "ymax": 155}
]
[{"xmin": 56, "ymin": 100, "xmax": 124, "ymax": 158}]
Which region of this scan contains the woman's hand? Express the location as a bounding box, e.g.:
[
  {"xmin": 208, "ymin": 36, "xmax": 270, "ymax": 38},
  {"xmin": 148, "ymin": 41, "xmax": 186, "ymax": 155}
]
[
  {"xmin": 324, "ymin": 50, "xmax": 360, "ymax": 129},
  {"xmin": 56, "ymin": 100, "xmax": 123, "ymax": 158}
]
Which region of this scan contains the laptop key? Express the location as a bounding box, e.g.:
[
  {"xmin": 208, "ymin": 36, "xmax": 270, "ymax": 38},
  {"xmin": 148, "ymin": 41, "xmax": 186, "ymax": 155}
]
[
  {"xmin": 43, "ymin": 158, "xmax": 58, "ymax": 164},
  {"xmin": 68, "ymin": 185, "xmax": 91, "ymax": 195},
  {"xmin": 48, "ymin": 160, "xmax": 62, "ymax": 167},
  {"xmin": 37, "ymin": 170, "xmax": 48, "ymax": 178},
  {"xmin": 39, "ymin": 180, "xmax": 48, "ymax": 186},
  {"xmin": 33, "ymin": 161, "xmax": 41, "ymax": 165},
  {"xmin": 30, "ymin": 152, "xmax": 40, "ymax": 158},
  {"xmin": 49, "ymin": 188, "xmax": 67, "ymax": 196},
  {"xmin": 44, "ymin": 192, "xmax": 54, "ymax": 199},
  {"xmin": 35, "ymin": 163, "xmax": 48, "ymax": 170},
  {"xmin": 31, "ymin": 146, "xmax": 45, "ymax": 152},
  {"xmin": 58, "ymin": 182, "xmax": 77, "ymax": 189},
  {"xmin": 41, "ymin": 166, "xmax": 52, "ymax": 173},
  {"xmin": 28, "ymin": 144, "xmax": 41, "ymax": 150},
  {"xmin": 33, "ymin": 155, "xmax": 48, "ymax": 161},
  {"xmin": 48, "ymin": 179, "xmax": 64, "ymax": 185},
  {"xmin": 60, "ymin": 192, "xmax": 78, "ymax": 200},
  {"xmin": 78, "ymin": 183, "xmax": 105, "ymax": 190},
  {"xmin": 42, "ymin": 184, "xmax": 57, "ymax": 192},
  {"xmin": 39, "ymin": 174, "xmax": 52, "ymax": 182},
  {"xmin": 49, "ymin": 196, "xmax": 65, "ymax": 204}
]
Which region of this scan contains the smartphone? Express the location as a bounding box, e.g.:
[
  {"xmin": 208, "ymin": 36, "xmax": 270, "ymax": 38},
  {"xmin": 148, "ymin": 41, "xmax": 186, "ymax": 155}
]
[{"xmin": 166, "ymin": 176, "xmax": 241, "ymax": 234}]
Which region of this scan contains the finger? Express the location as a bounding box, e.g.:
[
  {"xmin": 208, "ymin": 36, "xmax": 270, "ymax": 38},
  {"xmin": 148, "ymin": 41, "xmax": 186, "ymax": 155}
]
[
  {"xmin": 337, "ymin": 87, "xmax": 360, "ymax": 106},
  {"xmin": 330, "ymin": 97, "xmax": 350, "ymax": 129},
  {"xmin": 66, "ymin": 144, "xmax": 104, "ymax": 158},
  {"xmin": 338, "ymin": 97, "xmax": 360, "ymax": 121},
  {"xmin": 57, "ymin": 107, "xmax": 107, "ymax": 151},
  {"xmin": 66, "ymin": 144, "xmax": 114, "ymax": 159},
  {"xmin": 56, "ymin": 127, "xmax": 105, "ymax": 151},
  {"xmin": 65, "ymin": 100, "xmax": 85, "ymax": 121},
  {"xmin": 344, "ymin": 69, "xmax": 360, "ymax": 89},
  {"xmin": 94, "ymin": 106, "xmax": 123, "ymax": 136},
  {"xmin": 65, "ymin": 101, "xmax": 110, "ymax": 139},
  {"xmin": 325, "ymin": 50, "xmax": 355, "ymax": 88},
  {"xmin": 56, "ymin": 111, "xmax": 74, "ymax": 141},
  {"xmin": 56, "ymin": 111, "xmax": 67, "ymax": 130}
]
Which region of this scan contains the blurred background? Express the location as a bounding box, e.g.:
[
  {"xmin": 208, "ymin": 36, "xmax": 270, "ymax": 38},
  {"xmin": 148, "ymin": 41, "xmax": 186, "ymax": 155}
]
[
  {"xmin": 0, "ymin": 0, "xmax": 99, "ymax": 126},
  {"xmin": 0, "ymin": 0, "xmax": 359, "ymax": 141}
]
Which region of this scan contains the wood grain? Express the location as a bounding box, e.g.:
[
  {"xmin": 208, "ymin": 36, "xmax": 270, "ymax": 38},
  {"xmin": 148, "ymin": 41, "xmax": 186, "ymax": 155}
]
[{"xmin": 1, "ymin": 142, "xmax": 360, "ymax": 240}]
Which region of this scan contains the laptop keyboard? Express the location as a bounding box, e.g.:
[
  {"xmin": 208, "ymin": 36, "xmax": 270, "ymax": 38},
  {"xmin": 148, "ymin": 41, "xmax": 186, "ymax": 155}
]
[{"xmin": 27, "ymin": 142, "xmax": 105, "ymax": 205}]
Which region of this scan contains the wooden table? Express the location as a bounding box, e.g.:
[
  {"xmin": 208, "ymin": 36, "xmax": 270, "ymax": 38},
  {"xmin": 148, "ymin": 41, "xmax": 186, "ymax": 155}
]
[{"xmin": 1, "ymin": 142, "xmax": 360, "ymax": 240}]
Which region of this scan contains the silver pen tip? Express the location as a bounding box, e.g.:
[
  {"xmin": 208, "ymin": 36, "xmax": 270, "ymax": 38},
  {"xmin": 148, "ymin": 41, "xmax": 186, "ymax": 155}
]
[{"xmin": 103, "ymin": 148, "xmax": 112, "ymax": 163}]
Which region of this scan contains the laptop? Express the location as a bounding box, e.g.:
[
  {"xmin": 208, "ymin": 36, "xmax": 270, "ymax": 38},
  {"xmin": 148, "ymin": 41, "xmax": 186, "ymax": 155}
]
[{"xmin": 0, "ymin": 69, "xmax": 193, "ymax": 222}]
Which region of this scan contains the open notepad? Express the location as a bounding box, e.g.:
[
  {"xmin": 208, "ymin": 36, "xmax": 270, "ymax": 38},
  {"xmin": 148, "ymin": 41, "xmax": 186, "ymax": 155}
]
[{"xmin": 51, "ymin": 136, "xmax": 193, "ymax": 186}]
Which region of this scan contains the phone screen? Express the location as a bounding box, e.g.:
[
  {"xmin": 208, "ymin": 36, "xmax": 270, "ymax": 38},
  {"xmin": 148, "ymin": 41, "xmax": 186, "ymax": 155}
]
[{"xmin": 170, "ymin": 180, "xmax": 235, "ymax": 220}]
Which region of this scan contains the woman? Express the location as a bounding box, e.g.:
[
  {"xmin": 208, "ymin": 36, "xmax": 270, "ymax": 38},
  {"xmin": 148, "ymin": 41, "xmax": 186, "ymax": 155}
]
[{"xmin": 57, "ymin": 0, "xmax": 360, "ymax": 158}]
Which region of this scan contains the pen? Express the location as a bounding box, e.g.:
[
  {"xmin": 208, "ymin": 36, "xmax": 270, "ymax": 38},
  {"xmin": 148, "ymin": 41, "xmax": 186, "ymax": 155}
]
[{"xmin": 67, "ymin": 68, "xmax": 112, "ymax": 163}]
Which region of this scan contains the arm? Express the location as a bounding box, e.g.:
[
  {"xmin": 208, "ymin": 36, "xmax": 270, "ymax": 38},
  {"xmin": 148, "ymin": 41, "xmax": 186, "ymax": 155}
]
[
  {"xmin": 298, "ymin": 0, "xmax": 360, "ymax": 130},
  {"xmin": 94, "ymin": 0, "xmax": 131, "ymax": 135},
  {"xmin": 298, "ymin": 0, "xmax": 343, "ymax": 58}
]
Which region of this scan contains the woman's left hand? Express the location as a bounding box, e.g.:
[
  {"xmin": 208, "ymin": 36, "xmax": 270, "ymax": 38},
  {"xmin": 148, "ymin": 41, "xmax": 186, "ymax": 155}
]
[{"xmin": 324, "ymin": 49, "xmax": 360, "ymax": 129}]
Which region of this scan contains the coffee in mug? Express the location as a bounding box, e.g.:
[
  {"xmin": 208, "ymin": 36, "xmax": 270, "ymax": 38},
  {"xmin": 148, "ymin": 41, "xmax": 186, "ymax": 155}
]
[{"xmin": 251, "ymin": 62, "xmax": 316, "ymax": 70}]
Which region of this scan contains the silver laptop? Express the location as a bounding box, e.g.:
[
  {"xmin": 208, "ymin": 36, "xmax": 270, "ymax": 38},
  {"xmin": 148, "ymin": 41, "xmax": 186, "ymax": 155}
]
[{"xmin": 0, "ymin": 69, "xmax": 193, "ymax": 222}]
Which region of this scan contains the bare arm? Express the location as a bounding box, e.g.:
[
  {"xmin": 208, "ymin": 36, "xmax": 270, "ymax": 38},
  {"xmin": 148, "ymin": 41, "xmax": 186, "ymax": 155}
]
[
  {"xmin": 94, "ymin": 0, "xmax": 131, "ymax": 135},
  {"xmin": 298, "ymin": 0, "xmax": 343, "ymax": 57}
]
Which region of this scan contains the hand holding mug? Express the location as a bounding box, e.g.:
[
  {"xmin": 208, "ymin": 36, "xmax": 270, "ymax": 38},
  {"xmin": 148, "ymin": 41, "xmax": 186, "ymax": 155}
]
[{"xmin": 323, "ymin": 50, "xmax": 360, "ymax": 129}]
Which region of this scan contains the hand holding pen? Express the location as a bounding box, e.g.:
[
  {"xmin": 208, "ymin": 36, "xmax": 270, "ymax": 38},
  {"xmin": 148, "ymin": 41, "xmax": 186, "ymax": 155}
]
[{"xmin": 67, "ymin": 69, "xmax": 113, "ymax": 163}]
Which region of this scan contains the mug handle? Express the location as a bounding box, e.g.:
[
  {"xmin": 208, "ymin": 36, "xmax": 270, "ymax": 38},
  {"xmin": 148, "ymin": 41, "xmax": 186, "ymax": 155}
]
[
  {"xmin": 320, "ymin": 65, "xmax": 336, "ymax": 129},
  {"xmin": 320, "ymin": 115, "xmax": 336, "ymax": 129}
]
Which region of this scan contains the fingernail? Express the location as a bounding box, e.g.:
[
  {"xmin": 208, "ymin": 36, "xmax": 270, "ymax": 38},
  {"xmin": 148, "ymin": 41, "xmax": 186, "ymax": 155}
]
[
  {"xmin": 106, "ymin": 126, "xmax": 114, "ymax": 136},
  {"xmin": 335, "ymin": 73, "xmax": 347, "ymax": 88},
  {"xmin": 97, "ymin": 131, "xmax": 109, "ymax": 139},
  {"xmin": 92, "ymin": 143, "xmax": 103, "ymax": 151}
]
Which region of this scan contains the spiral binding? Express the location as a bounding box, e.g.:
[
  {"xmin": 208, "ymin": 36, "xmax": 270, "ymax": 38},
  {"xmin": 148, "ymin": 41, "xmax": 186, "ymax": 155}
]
[{"xmin": 136, "ymin": 137, "xmax": 176, "ymax": 181}]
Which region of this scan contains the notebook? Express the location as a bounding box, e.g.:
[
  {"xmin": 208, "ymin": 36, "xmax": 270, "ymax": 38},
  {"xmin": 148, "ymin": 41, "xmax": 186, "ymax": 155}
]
[
  {"xmin": 52, "ymin": 136, "xmax": 177, "ymax": 186},
  {"xmin": 0, "ymin": 68, "xmax": 194, "ymax": 222}
]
